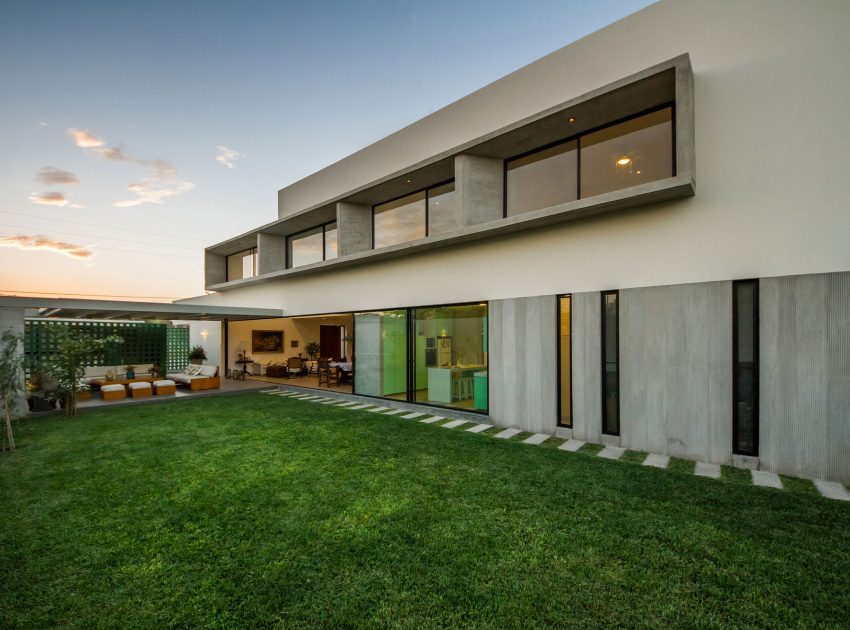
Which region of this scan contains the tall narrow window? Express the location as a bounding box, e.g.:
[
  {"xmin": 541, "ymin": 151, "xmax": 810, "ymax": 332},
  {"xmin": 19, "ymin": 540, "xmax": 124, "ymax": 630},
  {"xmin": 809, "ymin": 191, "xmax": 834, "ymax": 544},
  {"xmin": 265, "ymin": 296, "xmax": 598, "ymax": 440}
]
[
  {"xmin": 558, "ymin": 295, "xmax": 572, "ymax": 427},
  {"xmin": 601, "ymin": 291, "xmax": 619, "ymax": 435},
  {"xmin": 733, "ymin": 280, "xmax": 759, "ymax": 455}
]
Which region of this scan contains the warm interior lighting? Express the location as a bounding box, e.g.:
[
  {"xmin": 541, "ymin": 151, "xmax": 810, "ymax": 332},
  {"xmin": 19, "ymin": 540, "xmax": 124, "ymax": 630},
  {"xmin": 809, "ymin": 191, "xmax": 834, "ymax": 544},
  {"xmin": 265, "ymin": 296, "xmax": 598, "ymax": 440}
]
[
  {"xmin": 616, "ymin": 157, "xmax": 632, "ymax": 166},
  {"xmin": 568, "ymin": 116, "xmax": 575, "ymax": 123},
  {"xmin": 200, "ymin": 329, "xmax": 209, "ymax": 340}
]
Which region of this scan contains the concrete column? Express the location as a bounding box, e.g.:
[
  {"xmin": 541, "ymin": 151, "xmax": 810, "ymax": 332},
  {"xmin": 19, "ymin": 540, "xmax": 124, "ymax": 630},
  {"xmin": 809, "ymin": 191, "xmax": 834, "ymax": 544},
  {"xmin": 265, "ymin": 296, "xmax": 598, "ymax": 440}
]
[
  {"xmin": 455, "ymin": 154, "xmax": 504, "ymax": 227},
  {"xmin": 337, "ymin": 202, "xmax": 372, "ymax": 256},
  {"xmin": 0, "ymin": 307, "xmax": 27, "ymax": 418},
  {"xmin": 570, "ymin": 292, "xmax": 601, "ymax": 443},
  {"xmin": 488, "ymin": 295, "xmax": 558, "ymax": 432},
  {"xmin": 257, "ymin": 232, "xmax": 285, "ymax": 275},
  {"xmin": 204, "ymin": 251, "xmax": 226, "ymax": 287}
]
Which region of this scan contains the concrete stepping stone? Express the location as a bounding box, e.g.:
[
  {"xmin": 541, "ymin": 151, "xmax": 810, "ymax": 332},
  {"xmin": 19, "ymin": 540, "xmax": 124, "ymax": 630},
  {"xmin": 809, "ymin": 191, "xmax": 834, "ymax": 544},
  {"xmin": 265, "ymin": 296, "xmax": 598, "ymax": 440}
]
[
  {"xmin": 419, "ymin": 416, "xmax": 444, "ymax": 424},
  {"xmin": 523, "ymin": 433, "xmax": 550, "ymax": 445},
  {"xmin": 349, "ymin": 403, "xmax": 375, "ymax": 410},
  {"xmin": 751, "ymin": 470, "xmax": 783, "ymax": 489},
  {"xmin": 320, "ymin": 399, "xmax": 341, "ymax": 404},
  {"xmin": 493, "ymin": 428, "xmax": 521, "ymax": 439},
  {"xmin": 558, "ymin": 439, "xmax": 585, "ymax": 452},
  {"xmin": 814, "ymin": 480, "xmax": 850, "ymax": 501},
  {"xmin": 598, "ymin": 445, "xmax": 625, "ymax": 460},
  {"xmin": 402, "ymin": 412, "xmax": 427, "ymax": 419},
  {"xmin": 466, "ymin": 423, "xmax": 492, "ymax": 433},
  {"xmin": 367, "ymin": 407, "xmax": 391, "ymax": 413},
  {"xmin": 382, "ymin": 409, "xmax": 406, "ymax": 415},
  {"xmin": 441, "ymin": 419, "xmax": 467, "ymax": 429},
  {"xmin": 643, "ymin": 453, "xmax": 670, "ymax": 468},
  {"xmin": 335, "ymin": 401, "xmax": 359, "ymax": 407},
  {"xmin": 694, "ymin": 461, "xmax": 721, "ymax": 478},
  {"xmin": 290, "ymin": 394, "xmax": 314, "ymax": 399}
]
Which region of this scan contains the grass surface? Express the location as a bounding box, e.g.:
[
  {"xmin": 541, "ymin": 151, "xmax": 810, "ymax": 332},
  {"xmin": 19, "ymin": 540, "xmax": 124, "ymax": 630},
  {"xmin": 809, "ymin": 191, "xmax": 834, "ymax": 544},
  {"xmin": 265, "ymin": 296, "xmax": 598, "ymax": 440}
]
[{"xmin": 2, "ymin": 393, "xmax": 849, "ymax": 628}]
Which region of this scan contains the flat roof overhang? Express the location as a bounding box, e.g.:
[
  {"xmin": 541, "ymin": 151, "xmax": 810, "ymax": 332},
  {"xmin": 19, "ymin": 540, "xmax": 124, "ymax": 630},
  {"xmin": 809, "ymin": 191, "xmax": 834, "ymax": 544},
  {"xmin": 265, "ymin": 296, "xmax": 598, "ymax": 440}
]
[{"xmin": 0, "ymin": 296, "xmax": 283, "ymax": 321}]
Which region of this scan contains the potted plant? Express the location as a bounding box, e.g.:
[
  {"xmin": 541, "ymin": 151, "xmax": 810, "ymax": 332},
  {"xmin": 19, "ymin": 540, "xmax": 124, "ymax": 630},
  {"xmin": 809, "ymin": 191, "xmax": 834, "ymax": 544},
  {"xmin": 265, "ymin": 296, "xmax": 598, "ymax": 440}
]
[
  {"xmin": 188, "ymin": 345, "xmax": 207, "ymax": 365},
  {"xmin": 125, "ymin": 364, "xmax": 136, "ymax": 379},
  {"xmin": 304, "ymin": 342, "xmax": 320, "ymax": 361},
  {"xmin": 76, "ymin": 384, "xmax": 92, "ymax": 402}
]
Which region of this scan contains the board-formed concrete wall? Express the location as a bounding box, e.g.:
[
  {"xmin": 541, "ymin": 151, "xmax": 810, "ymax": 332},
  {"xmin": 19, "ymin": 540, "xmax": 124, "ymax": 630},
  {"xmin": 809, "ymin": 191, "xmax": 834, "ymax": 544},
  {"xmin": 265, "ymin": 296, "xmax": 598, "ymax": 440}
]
[
  {"xmin": 489, "ymin": 295, "xmax": 557, "ymax": 432},
  {"xmin": 619, "ymin": 281, "xmax": 733, "ymax": 463},
  {"xmin": 570, "ymin": 292, "xmax": 602, "ymax": 443},
  {"xmin": 760, "ymin": 272, "xmax": 850, "ymax": 484}
]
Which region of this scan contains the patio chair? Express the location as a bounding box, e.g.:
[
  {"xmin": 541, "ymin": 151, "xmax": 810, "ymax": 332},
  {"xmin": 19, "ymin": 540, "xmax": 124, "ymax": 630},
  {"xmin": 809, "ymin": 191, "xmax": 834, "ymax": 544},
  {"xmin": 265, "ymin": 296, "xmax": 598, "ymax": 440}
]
[
  {"xmin": 286, "ymin": 356, "xmax": 306, "ymax": 377},
  {"xmin": 317, "ymin": 357, "xmax": 330, "ymax": 386}
]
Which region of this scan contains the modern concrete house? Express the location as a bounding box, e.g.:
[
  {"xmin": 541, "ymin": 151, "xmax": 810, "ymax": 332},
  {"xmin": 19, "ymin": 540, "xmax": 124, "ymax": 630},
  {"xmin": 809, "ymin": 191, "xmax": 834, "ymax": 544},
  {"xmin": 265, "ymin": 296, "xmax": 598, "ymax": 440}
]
[{"xmin": 2, "ymin": 1, "xmax": 848, "ymax": 483}]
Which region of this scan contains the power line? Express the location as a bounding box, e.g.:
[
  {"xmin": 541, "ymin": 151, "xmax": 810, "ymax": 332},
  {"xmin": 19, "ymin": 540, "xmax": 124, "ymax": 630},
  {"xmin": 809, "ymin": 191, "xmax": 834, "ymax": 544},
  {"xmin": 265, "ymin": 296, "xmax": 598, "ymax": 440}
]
[
  {"xmin": 0, "ymin": 289, "xmax": 181, "ymax": 300},
  {"xmin": 0, "ymin": 210, "xmax": 211, "ymax": 242},
  {"xmin": 0, "ymin": 221, "xmax": 199, "ymax": 251}
]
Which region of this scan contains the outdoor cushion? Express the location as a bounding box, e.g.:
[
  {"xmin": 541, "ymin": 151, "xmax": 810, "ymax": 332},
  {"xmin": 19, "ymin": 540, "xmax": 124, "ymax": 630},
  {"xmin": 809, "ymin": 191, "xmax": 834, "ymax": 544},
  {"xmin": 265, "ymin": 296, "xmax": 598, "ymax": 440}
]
[
  {"xmin": 153, "ymin": 380, "xmax": 175, "ymax": 387},
  {"xmin": 166, "ymin": 373, "xmax": 192, "ymax": 384},
  {"xmin": 186, "ymin": 365, "xmax": 202, "ymax": 376},
  {"xmin": 101, "ymin": 384, "xmax": 125, "ymax": 393},
  {"xmin": 198, "ymin": 365, "xmax": 217, "ymax": 377},
  {"xmin": 128, "ymin": 382, "xmax": 152, "ymax": 390}
]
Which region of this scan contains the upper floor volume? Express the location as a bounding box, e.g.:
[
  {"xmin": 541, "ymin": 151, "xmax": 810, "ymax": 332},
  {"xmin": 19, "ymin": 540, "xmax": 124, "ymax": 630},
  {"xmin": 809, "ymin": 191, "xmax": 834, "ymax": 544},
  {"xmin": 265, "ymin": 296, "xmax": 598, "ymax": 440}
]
[{"xmin": 205, "ymin": 54, "xmax": 694, "ymax": 290}]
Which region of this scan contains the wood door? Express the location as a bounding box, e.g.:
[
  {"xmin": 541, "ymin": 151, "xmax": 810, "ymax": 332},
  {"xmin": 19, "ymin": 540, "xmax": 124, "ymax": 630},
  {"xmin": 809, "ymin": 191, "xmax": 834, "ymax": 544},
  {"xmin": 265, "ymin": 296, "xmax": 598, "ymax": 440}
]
[{"xmin": 320, "ymin": 325, "xmax": 342, "ymax": 360}]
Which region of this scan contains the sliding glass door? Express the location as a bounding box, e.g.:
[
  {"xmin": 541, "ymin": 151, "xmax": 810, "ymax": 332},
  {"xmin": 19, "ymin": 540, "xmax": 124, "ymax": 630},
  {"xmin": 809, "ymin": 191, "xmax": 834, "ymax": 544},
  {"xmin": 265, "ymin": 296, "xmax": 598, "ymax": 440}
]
[{"xmin": 352, "ymin": 302, "xmax": 489, "ymax": 413}]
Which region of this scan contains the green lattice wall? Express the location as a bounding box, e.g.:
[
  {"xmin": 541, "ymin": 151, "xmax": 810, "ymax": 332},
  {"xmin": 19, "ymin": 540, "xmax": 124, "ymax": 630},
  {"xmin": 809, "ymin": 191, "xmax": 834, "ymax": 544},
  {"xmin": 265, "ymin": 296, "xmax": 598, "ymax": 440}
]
[
  {"xmin": 25, "ymin": 320, "xmax": 169, "ymax": 374},
  {"xmin": 167, "ymin": 327, "xmax": 189, "ymax": 372}
]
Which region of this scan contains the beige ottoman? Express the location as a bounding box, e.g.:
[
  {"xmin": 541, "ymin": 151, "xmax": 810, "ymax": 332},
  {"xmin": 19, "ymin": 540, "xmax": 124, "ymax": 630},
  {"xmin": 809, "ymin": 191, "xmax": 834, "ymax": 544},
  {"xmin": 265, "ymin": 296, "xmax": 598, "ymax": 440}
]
[
  {"xmin": 153, "ymin": 379, "xmax": 176, "ymax": 395},
  {"xmin": 128, "ymin": 382, "xmax": 152, "ymax": 398},
  {"xmin": 101, "ymin": 384, "xmax": 126, "ymax": 401}
]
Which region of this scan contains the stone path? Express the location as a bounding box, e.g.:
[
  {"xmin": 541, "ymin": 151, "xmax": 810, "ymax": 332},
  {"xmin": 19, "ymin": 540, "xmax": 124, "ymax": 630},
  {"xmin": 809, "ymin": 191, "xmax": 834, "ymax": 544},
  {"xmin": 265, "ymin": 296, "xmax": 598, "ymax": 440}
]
[
  {"xmin": 643, "ymin": 453, "xmax": 669, "ymax": 469},
  {"xmin": 262, "ymin": 389, "xmax": 850, "ymax": 500}
]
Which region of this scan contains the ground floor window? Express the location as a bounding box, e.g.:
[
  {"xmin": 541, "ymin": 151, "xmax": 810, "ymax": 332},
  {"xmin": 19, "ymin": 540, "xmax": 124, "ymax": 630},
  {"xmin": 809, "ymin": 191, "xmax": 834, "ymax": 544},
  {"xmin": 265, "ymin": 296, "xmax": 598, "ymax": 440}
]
[
  {"xmin": 353, "ymin": 310, "xmax": 408, "ymax": 399},
  {"xmin": 601, "ymin": 290, "xmax": 620, "ymax": 435},
  {"xmin": 733, "ymin": 280, "xmax": 759, "ymax": 455},
  {"xmin": 558, "ymin": 295, "xmax": 572, "ymax": 427}
]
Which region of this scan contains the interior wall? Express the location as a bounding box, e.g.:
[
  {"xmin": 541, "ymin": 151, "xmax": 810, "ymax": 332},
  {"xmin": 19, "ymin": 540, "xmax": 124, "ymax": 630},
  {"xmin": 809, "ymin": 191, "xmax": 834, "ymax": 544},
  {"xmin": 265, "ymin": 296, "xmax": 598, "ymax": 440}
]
[{"xmin": 226, "ymin": 315, "xmax": 351, "ymax": 372}]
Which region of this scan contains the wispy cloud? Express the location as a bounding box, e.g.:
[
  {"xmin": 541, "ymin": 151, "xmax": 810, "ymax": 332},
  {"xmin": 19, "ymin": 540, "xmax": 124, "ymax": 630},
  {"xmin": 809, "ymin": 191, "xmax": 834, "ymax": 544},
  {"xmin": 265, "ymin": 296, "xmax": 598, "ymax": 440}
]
[
  {"xmin": 36, "ymin": 166, "xmax": 79, "ymax": 186},
  {"xmin": 28, "ymin": 192, "xmax": 69, "ymax": 206},
  {"xmin": 66, "ymin": 126, "xmax": 195, "ymax": 207},
  {"xmin": 69, "ymin": 203, "xmax": 85, "ymax": 209},
  {"xmin": 38, "ymin": 122, "xmax": 49, "ymax": 127},
  {"xmin": 68, "ymin": 127, "xmax": 105, "ymax": 148},
  {"xmin": 216, "ymin": 145, "xmax": 244, "ymax": 169},
  {"xmin": 0, "ymin": 235, "xmax": 92, "ymax": 259}
]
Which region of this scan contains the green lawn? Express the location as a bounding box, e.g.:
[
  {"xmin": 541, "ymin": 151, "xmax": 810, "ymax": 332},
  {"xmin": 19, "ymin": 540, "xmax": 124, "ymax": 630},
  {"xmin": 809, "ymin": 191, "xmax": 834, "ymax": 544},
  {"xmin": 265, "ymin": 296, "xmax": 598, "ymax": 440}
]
[{"xmin": 2, "ymin": 393, "xmax": 849, "ymax": 628}]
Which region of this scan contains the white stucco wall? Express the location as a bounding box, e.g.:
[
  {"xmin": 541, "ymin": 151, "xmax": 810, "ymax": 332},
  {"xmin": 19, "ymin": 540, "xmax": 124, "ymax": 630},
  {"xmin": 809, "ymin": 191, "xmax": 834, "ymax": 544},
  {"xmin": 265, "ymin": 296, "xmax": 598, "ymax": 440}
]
[
  {"xmin": 171, "ymin": 321, "xmax": 222, "ymax": 369},
  {"xmin": 188, "ymin": 0, "xmax": 850, "ymax": 315}
]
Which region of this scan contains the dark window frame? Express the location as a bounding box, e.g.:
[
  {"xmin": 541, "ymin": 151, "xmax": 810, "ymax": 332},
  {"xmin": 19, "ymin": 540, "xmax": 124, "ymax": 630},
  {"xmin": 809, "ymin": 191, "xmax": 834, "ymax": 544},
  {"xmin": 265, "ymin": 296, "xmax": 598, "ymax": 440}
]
[
  {"xmin": 732, "ymin": 279, "xmax": 759, "ymax": 456},
  {"xmin": 225, "ymin": 247, "xmax": 257, "ymax": 282},
  {"xmin": 601, "ymin": 290, "xmax": 620, "ymax": 436},
  {"xmin": 557, "ymin": 294, "xmax": 573, "ymax": 428},
  {"xmin": 287, "ymin": 221, "xmax": 337, "ymax": 269},
  {"xmin": 503, "ymin": 103, "xmax": 676, "ymax": 218},
  {"xmin": 371, "ymin": 179, "xmax": 455, "ymax": 249}
]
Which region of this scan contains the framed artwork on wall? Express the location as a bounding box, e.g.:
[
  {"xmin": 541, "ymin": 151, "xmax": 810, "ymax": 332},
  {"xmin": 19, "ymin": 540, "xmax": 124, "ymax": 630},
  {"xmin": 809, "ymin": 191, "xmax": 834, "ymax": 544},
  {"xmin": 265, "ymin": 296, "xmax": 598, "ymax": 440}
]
[
  {"xmin": 252, "ymin": 330, "xmax": 284, "ymax": 353},
  {"xmin": 291, "ymin": 340, "xmax": 299, "ymax": 348}
]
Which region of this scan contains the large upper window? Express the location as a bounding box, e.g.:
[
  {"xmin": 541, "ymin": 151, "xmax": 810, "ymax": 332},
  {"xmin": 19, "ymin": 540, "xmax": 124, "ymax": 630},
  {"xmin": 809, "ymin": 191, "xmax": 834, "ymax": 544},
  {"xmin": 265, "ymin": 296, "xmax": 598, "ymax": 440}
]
[
  {"xmin": 288, "ymin": 222, "xmax": 338, "ymax": 269},
  {"xmin": 373, "ymin": 182, "xmax": 456, "ymax": 249},
  {"xmin": 580, "ymin": 107, "xmax": 673, "ymax": 198},
  {"xmin": 226, "ymin": 248, "xmax": 257, "ymax": 281},
  {"xmin": 506, "ymin": 141, "xmax": 577, "ymax": 217},
  {"xmin": 505, "ymin": 106, "xmax": 674, "ymax": 216}
]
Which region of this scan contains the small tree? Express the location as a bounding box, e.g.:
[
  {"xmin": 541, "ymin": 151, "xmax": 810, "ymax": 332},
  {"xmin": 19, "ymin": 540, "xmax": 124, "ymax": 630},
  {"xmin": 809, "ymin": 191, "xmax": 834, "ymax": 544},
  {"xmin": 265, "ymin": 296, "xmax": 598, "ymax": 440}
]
[
  {"xmin": 45, "ymin": 328, "xmax": 124, "ymax": 418},
  {"xmin": 303, "ymin": 342, "xmax": 320, "ymax": 360},
  {"xmin": 0, "ymin": 329, "xmax": 24, "ymax": 451}
]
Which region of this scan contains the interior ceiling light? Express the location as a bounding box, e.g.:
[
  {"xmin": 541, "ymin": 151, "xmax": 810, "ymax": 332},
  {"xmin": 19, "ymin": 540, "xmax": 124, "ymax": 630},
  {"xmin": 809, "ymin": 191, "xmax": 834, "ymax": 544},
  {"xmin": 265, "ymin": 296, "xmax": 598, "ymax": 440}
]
[
  {"xmin": 568, "ymin": 116, "xmax": 576, "ymax": 123},
  {"xmin": 405, "ymin": 178, "xmax": 412, "ymax": 183},
  {"xmin": 616, "ymin": 157, "xmax": 632, "ymax": 166}
]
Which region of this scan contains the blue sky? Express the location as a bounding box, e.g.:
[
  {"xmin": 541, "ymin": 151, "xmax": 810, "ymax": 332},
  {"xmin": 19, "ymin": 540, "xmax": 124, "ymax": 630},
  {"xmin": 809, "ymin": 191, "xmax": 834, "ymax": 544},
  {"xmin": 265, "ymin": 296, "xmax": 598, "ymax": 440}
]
[{"xmin": 0, "ymin": 0, "xmax": 652, "ymax": 301}]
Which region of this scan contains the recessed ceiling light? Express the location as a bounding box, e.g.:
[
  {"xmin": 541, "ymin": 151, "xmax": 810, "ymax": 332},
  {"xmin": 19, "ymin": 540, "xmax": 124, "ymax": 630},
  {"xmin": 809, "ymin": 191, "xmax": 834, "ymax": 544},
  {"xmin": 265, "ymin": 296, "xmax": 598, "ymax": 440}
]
[
  {"xmin": 568, "ymin": 116, "xmax": 576, "ymax": 123},
  {"xmin": 616, "ymin": 157, "xmax": 632, "ymax": 166},
  {"xmin": 405, "ymin": 178, "xmax": 412, "ymax": 183}
]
